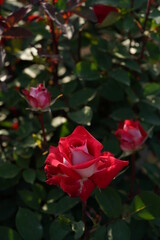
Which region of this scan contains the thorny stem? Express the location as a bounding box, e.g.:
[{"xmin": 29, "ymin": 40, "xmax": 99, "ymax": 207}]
[
  {"xmin": 128, "ymin": 153, "xmax": 136, "ymax": 200},
  {"xmin": 39, "ymin": 112, "xmax": 47, "ymax": 150},
  {"xmin": 49, "ymin": 19, "xmax": 59, "ymax": 84},
  {"xmin": 139, "ymin": 0, "xmax": 152, "ymax": 60}
]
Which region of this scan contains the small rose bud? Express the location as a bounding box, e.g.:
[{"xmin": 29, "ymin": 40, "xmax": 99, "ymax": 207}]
[
  {"xmin": 93, "ymin": 4, "xmax": 119, "ymax": 24},
  {"xmin": 115, "ymin": 120, "xmax": 147, "ymax": 152},
  {"xmin": 0, "ymin": 0, "xmax": 4, "ymax": 5},
  {"xmin": 22, "ymin": 84, "xmax": 51, "ymax": 110},
  {"xmin": 11, "ymin": 121, "xmax": 19, "ymax": 130}
]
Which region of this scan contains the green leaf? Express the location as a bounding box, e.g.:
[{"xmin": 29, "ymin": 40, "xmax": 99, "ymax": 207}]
[
  {"xmin": 47, "ymin": 188, "xmax": 64, "ymax": 202},
  {"xmin": 91, "ymin": 46, "xmax": 112, "ymax": 70},
  {"xmin": 68, "ymin": 106, "xmax": 93, "ymax": 126},
  {"xmin": 0, "ymin": 162, "xmax": 20, "ymax": 179},
  {"xmin": 143, "ymin": 163, "xmax": 160, "ymax": 187},
  {"xmin": 124, "ymin": 60, "xmax": 141, "ymax": 73},
  {"xmin": 18, "ymin": 190, "xmax": 41, "ymax": 210},
  {"xmin": 143, "ymin": 83, "xmax": 160, "ymax": 96},
  {"xmin": 0, "ymin": 226, "xmax": 21, "ymax": 240},
  {"xmin": 50, "ymin": 219, "xmax": 70, "ymax": 240},
  {"xmin": 143, "ymin": 97, "xmax": 160, "ymax": 110},
  {"xmin": 45, "ymin": 196, "xmax": 79, "ymax": 215},
  {"xmin": 103, "ymin": 135, "xmax": 121, "ymax": 156},
  {"xmin": 125, "ymin": 87, "xmax": 139, "ymax": 103},
  {"xmin": 130, "ymin": 219, "xmax": 147, "ymax": 240},
  {"xmin": 0, "ymin": 199, "xmax": 16, "ymax": 221},
  {"xmin": 0, "ymin": 176, "xmax": 19, "ymax": 190},
  {"xmin": 150, "ymin": 9, "xmax": 160, "ymax": 24},
  {"xmin": 90, "ymin": 225, "xmax": 107, "ymax": 240},
  {"xmin": 73, "ymin": 6, "xmax": 97, "ymax": 23},
  {"xmin": 111, "ymin": 107, "xmax": 135, "ymax": 121},
  {"xmin": 69, "ymin": 88, "xmax": 96, "ymax": 108},
  {"xmin": 16, "ymin": 208, "xmax": 43, "ymax": 240},
  {"xmin": 95, "ymin": 187, "xmax": 122, "ymax": 218},
  {"xmin": 110, "ymin": 68, "xmax": 130, "ymax": 86},
  {"xmin": 75, "ymin": 61, "xmax": 100, "ymax": 81},
  {"xmin": 92, "ymin": 0, "xmax": 118, "ymax": 7},
  {"xmin": 97, "ymin": 11, "xmax": 120, "ymax": 27},
  {"xmin": 131, "ymin": 191, "xmax": 160, "ymax": 220},
  {"xmin": 107, "ymin": 220, "xmax": 130, "ymax": 240},
  {"xmin": 72, "ymin": 221, "xmax": 85, "ymax": 239},
  {"xmin": 100, "ymin": 81, "xmax": 124, "ymax": 102},
  {"xmin": 62, "ymin": 81, "xmax": 78, "ymax": 95},
  {"xmin": 139, "ymin": 104, "xmax": 160, "ymax": 126},
  {"xmin": 23, "ymin": 169, "xmax": 36, "ymax": 184}
]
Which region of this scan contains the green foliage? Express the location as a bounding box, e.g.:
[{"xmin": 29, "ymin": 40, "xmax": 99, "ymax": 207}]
[
  {"xmin": 16, "ymin": 208, "xmax": 43, "ymax": 240},
  {"xmin": 95, "ymin": 187, "xmax": 122, "ymax": 218}
]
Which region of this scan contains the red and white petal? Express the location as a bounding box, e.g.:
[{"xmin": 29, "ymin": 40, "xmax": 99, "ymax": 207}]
[
  {"xmin": 79, "ymin": 179, "xmax": 95, "ymax": 202},
  {"xmin": 91, "ymin": 156, "xmax": 128, "ymax": 188},
  {"xmin": 72, "ymin": 126, "xmax": 103, "ymax": 157},
  {"xmin": 60, "ymin": 177, "xmax": 82, "ymax": 198}
]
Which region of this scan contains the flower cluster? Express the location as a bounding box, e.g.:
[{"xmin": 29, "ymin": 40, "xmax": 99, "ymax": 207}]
[{"xmin": 22, "ymin": 84, "xmax": 147, "ymax": 201}]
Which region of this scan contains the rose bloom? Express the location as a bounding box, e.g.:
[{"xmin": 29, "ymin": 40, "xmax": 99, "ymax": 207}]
[
  {"xmin": 45, "ymin": 126, "xmax": 128, "ymax": 202},
  {"xmin": 115, "ymin": 120, "xmax": 147, "ymax": 152},
  {"xmin": 22, "ymin": 84, "xmax": 51, "ymax": 110},
  {"xmin": 93, "ymin": 4, "xmax": 119, "ymax": 24}
]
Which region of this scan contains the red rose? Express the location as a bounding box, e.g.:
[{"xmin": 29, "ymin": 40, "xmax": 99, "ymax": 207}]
[
  {"xmin": 22, "ymin": 84, "xmax": 51, "ymax": 110},
  {"xmin": 93, "ymin": 4, "xmax": 119, "ymax": 24},
  {"xmin": 0, "ymin": 0, "xmax": 4, "ymax": 5},
  {"xmin": 115, "ymin": 120, "xmax": 147, "ymax": 152},
  {"xmin": 45, "ymin": 126, "xmax": 128, "ymax": 201}
]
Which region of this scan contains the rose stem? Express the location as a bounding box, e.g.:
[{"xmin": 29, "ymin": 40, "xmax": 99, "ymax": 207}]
[
  {"xmin": 130, "ymin": 0, "xmax": 134, "ymax": 9},
  {"xmin": 47, "ymin": 0, "xmax": 59, "ymax": 85},
  {"xmin": 49, "ymin": 18, "xmax": 59, "ymax": 84},
  {"xmin": 138, "ymin": 0, "xmax": 151, "ymax": 60},
  {"xmin": 128, "ymin": 153, "xmax": 136, "ymax": 200},
  {"xmin": 82, "ymin": 201, "xmax": 88, "ymax": 240},
  {"xmin": 38, "ymin": 112, "xmax": 47, "ymax": 149},
  {"xmin": 77, "ymin": 19, "xmax": 81, "ymax": 62}
]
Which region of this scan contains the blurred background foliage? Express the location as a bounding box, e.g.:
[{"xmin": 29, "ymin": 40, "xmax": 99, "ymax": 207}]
[{"xmin": 1, "ymin": 0, "xmax": 160, "ymax": 239}]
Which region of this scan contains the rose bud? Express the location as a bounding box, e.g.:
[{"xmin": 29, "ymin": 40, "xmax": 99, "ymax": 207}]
[
  {"xmin": 44, "ymin": 126, "xmax": 128, "ymax": 202},
  {"xmin": 11, "ymin": 121, "xmax": 19, "ymax": 130},
  {"xmin": 115, "ymin": 120, "xmax": 147, "ymax": 152},
  {"xmin": 22, "ymin": 84, "xmax": 51, "ymax": 111},
  {"xmin": 93, "ymin": 4, "xmax": 119, "ymax": 24}
]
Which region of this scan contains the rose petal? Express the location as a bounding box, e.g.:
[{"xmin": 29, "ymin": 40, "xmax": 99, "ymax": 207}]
[
  {"xmin": 79, "ymin": 179, "xmax": 95, "ymax": 202},
  {"xmin": 70, "ymin": 147, "xmax": 93, "ymax": 165},
  {"xmin": 76, "ymin": 163, "xmax": 96, "ymax": 178},
  {"xmin": 72, "ymin": 126, "xmax": 103, "ymax": 157},
  {"xmin": 91, "ymin": 154, "xmax": 128, "ymax": 188},
  {"xmin": 60, "ymin": 176, "xmax": 82, "ymax": 198}
]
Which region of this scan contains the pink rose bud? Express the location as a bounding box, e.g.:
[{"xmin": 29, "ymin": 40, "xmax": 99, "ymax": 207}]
[
  {"xmin": 44, "ymin": 126, "xmax": 128, "ymax": 202},
  {"xmin": 93, "ymin": 4, "xmax": 119, "ymax": 24},
  {"xmin": 22, "ymin": 84, "xmax": 51, "ymax": 110},
  {"xmin": 115, "ymin": 120, "xmax": 147, "ymax": 152}
]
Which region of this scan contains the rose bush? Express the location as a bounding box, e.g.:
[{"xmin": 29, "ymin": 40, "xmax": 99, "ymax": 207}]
[
  {"xmin": 45, "ymin": 126, "xmax": 128, "ymax": 201},
  {"xmin": 22, "ymin": 83, "xmax": 51, "ymax": 110},
  {"xmin": 115, "ymin": 120, "xmax": 147, "ymax": 152}
]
